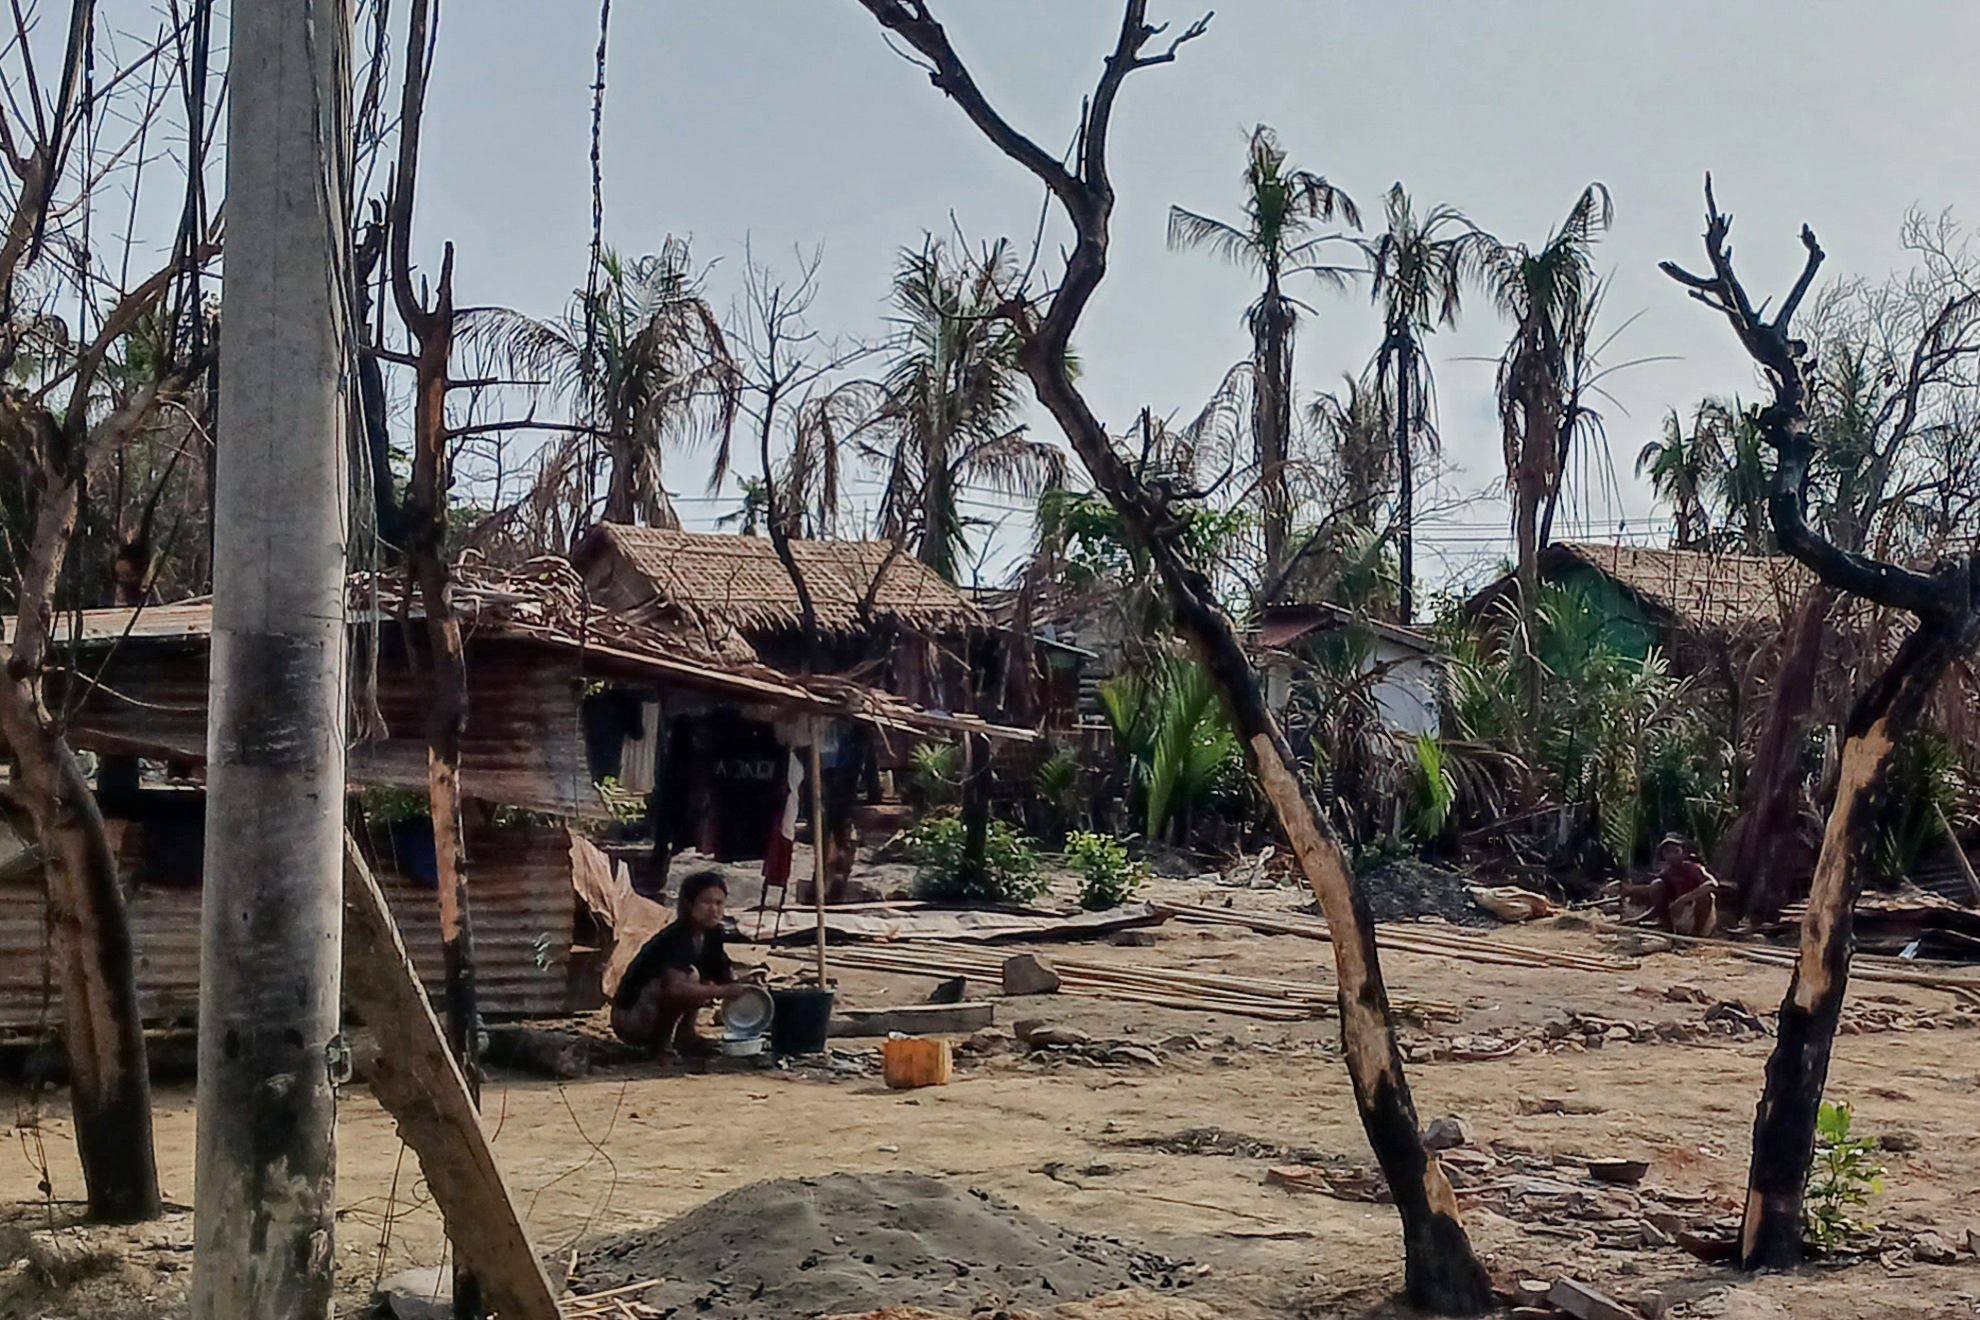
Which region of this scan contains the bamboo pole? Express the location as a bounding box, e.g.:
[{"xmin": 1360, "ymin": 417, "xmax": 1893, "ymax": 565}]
[
  {"xmin": 1935, "ymin": 804, "xmax": 1980, "ymax": 906},
  {"xmin": 809, "ymin": 719, "xmax": 828, "ymax": 986},
  {"xmin": 1158, "ymin": 902, "xmax": 1630, "ymax": 972}
]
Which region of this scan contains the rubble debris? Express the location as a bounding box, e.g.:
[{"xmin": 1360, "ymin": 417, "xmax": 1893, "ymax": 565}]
[
  {"xmin": 1264, "ymin": 1165, "xmax": 1389, "ymax": 1204},
  {"xmin": 1423, "ymin": 1115, "xmax": 1473, "ymax": 1151},
  {"xmin": 925, "ymin": 976, "xmax": 969, "ymax": 1004},
  {"xmin": 484, "ymin": 1025, "xmax": 590, "ymax": 1080},
  {"xmin": 1547, "ymin": 1277, "xmax": 1644, "ymax": 1320},
  {"xmin": 1003, "ymin": 953, "xmax": 1064, "ymax": 997},
  {"xmin": 1350, "ymin": 858, "xmax": 1492, "ymax": 926},
  {"xmin": 1585, "ymin": 1158, "xmax": 1650, "ymax": 1186},
  {"xmin": 1521, "ymin": 1096, "xmax": 1606, "ymax": 1117},
  {"xmin": 376, "ymin": 1265, "xmax": 452, "ymax": 1320},
  {"xmin": 23, "ymin": 1229, "xmax": 120, "ymax": 1288},
  {"xmin": 955, "ymin": 1027, "xmax": 1013, "ymax": 1057},
  {"xmin": 1911, "ymin": 1231, "xmax": 1959, "ymax": 1264}
]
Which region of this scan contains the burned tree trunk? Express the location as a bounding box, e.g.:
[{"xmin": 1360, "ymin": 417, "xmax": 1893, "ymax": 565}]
[
  {"xmin": 402, "ymin": 254, "xmax": 479, "ymax": 1090},
  {"xmin": 851, "ymin": 5, "xmax": 1494, "ymax": 1311},
  {"xmin": 1393, "ymin": 334, "xmax": 1416, "ymax": 624},
  {"xmin": 0, "ymin": 677, "xmax": 158, "ymax": 1222},
  {"xmin": 0, "ymin": 355, "xmax": 175, "ymax": 1227},
  {"xmin": 1716, "ymin": 586, "xmax": 1834, "ymax": 924},
  {"xmin": 390, "ymin": 0, "xmax": 481, "ymax": 1099},
  {"xmin": 1742, "ymin": 619, "xmax": 1971, "ymax": 1264},
  {"xmin": 1665, "ymin": 177, "xmax": 1980, "ymax": 1269}
]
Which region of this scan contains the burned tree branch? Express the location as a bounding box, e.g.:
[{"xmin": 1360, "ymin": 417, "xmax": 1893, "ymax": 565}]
[
  {"xmin": 1660, "ymin": 177, "xmax": 1950, "ymax": 620},
  {"xmin": 843, "ymin": 4, "xmax": 1492, "ymax": 1312},
  {"xmin": 1668, "ymin": 174, "xmax": 1980, "ymax": 1271}
]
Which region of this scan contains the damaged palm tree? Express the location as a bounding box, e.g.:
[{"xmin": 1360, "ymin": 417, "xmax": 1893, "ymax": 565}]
[
  {"xmin": 846, "ymin": 3, "xmax": 1494, "ymax": 1311},
  {"xmin": 1663, "ymin": 176, "xmax": 1980, "ymax": 1269}
]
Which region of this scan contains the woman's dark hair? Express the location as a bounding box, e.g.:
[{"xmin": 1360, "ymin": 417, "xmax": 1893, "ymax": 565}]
[{"xmin": 676, "ymin": 869, "xmax": 729, "ymax": 919}]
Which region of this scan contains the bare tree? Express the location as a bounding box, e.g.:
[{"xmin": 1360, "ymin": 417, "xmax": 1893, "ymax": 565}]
[
  {"xmin": 844, "ymin": 4, "xmax": 1494, "ymax": 1310},
  {"xmin": 0, "ymin": 1, "xmax": 220, "ymax": 1222},
  {"xmin": 1663, "ymin": 176, "xmax": 1980, "ymax": 1269}
]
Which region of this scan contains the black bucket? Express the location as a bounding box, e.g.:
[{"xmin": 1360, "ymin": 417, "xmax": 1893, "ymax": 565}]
[{"xmin": 769, "ymin": 987, "xmax": 835, "ymax": 1056}]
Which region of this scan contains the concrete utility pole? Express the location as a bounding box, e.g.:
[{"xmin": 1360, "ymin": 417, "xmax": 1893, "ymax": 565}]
[{"xmin": 193, "ymin": 1, "xmax": 353, "ymax": 1315}]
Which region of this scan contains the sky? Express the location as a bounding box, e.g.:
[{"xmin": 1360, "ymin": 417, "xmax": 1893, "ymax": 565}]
[{"xmin": 404, "ymin": 0, "xmax": 1980, "ymax": 600}]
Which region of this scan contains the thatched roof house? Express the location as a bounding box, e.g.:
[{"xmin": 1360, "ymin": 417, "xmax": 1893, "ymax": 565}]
[
  {"xmin": 1464, "ymin": 541, "xmax": 1818, "ymax": 656},
  {"xmin": 575, "ymin": 525, "xmax": 984, "ymax": 647},
  {"xmin": 573, "ymin": 525, "xmax": 992, "ymax": 712}
]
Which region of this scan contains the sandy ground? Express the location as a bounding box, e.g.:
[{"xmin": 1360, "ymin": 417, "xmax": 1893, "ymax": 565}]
[{"xmin": 5, "ymin": 872, "xmax": 1980, "ymax": 1318}]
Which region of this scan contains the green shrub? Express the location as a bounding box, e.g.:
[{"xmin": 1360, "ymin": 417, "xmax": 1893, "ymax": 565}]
[
  {"xmin": 905, "ymin": 813, "xmax": 1045, "ymax": 905},
  {"xmin": 906, "ymin": 742, "xmax": 961, "ymax": 809},
  {"xmin": 1805, "ymin": 1100, "xmax": 1885, "ymax": 1249},
  {"xmin": 1064, "ymin": 831, "xmax": 1148, "ymax": 911}
]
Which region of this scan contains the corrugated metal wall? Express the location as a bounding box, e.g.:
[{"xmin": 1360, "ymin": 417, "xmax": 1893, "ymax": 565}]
[
  {"xmin": 0, "ymin": 815, "xmax": 590, "ymax": 1036},
  {"xmin": 51, "ymin": 635, "xmax": 599, "ymax": 816}
]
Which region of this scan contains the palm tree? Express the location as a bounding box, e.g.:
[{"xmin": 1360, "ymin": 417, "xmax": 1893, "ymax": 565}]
[
  {"xmin": 1358, "ymin": 184, "xmax": 1491, "ymax": 622},
  {"xmin": 465, "ymin": 238, "xmax": 739, "ymax": 535},
  {"xmin": 1636, "ymin": 404, "xmax": 1723, "ymax": 549},
  {"xmin": 1705, "ymin": 397, "xmax": 1772, "ymax": 553},
  {"xmin": 1168, "ymin": 125, "xmax": 1358, "ymax": 592},
  {"xmin": 1307, "ymin": 372, "xmax": 1394, "ymax": 534},
  {"xmin": 1481, "ymin": 182, "xmax": 1613, "ymax": 705},
  {"xmin": 1486, "ymin": 185, "xmax": 1613, "ymax": 568},
  {"xmin": 869, "ymin": 237, "xmax": 1065, "ymax": 581},
  {"xmin": 717, "ymin": 476, "xmax": 770, "ymax": 535}
]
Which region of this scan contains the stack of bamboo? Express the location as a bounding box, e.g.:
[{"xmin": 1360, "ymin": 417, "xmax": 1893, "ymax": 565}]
[
  {"xmin": 1156, "ymin": 902, "xmax": 1636, "ymax": 974},
  {"xmin": 820, "ymin": 940, "xmax": 1458, "ymax": 1022}
]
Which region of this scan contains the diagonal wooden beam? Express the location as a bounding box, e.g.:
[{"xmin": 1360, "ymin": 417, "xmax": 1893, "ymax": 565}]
[{"xmin": 341, "ymin": 834, "xmax": 560, "ymax": 1320}]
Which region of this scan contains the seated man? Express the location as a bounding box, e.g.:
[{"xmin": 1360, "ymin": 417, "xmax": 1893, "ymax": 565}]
[
  {"xmin": 1621, "ymin": 834, "xmax": 1731, "ymax": 937},
  {"xmin": 610, "ymin": 870, "xmax": 756, "ymax": 1057}
]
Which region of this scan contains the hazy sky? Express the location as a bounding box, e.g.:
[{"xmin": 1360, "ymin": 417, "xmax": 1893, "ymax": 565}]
[{"xmin": 411, "ymin": 1, "xmax": 1980, "ymax": 598}]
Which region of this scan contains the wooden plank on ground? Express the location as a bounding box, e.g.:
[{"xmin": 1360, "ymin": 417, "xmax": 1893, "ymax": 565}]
[
  {"xmin": 341, "ymin": 836, "xmax": 560, "ymax": 1320},
  {"xmin": 827, "ymin": 1001, "xmax": 995, "ymax": 1037}
]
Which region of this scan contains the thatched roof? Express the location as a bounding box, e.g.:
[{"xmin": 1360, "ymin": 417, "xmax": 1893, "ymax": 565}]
[
  {"xmin": 1466, "ymin": 541, "xmax": 1819, "ymax": 633},
  {"xmin": 574, "ymin": 524, "xmax": 986, "ymax": 640}
]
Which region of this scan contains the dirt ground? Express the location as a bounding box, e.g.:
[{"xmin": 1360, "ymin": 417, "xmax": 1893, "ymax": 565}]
[{"xmin": 5, "ymin": 868, "xmax": 1980, "ymax": 1318}]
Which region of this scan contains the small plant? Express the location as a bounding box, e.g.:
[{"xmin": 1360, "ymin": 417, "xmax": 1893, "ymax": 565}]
[
  {"xmin": 593, "ymin": 775, "xmax": 648, "ymax": 825},
  {"xmin": 359, "ymin": 785, "xmax": 430, "ymax": 826},
  {"xmin": 1410, "ymin": 735, "xmax": 1456, "ymax": 842},
  {"xmin": 906, "ymin": 742, "xmax": 962, "ymax": 810},
  {"xmin": 1033, "ymin": 747, "xmax": 1083, "ymax": 838},
  {"xmin": 1064, "ymin": 831, "xmax": 1148, "ymax": 911},
  {"xmin": 905, "ymin": 812, "xmax": 1045, "ymax": 905},
  {"xmin": 1804, "ymin": 1100, "xmax": 1885, "ymax": 1249}
]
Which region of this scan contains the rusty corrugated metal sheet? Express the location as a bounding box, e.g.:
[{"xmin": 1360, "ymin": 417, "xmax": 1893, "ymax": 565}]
[
  {"xmin": 51, "ymin": 634, "xmax": 600, "ymax": 816},
  {"xmin": 0, "ymin": 817, "xmax": 590, "ymax": 1034}
]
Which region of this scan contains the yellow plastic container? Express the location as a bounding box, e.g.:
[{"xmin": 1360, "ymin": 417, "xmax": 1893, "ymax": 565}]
[{"xmin": 882, "ymin": 1036, "xmax": 953, "ymax": 1090}]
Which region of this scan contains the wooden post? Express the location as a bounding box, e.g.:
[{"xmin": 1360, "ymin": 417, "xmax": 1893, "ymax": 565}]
[
  {"xmin": 342, "ymin": 837, "xmax": 560, "ymax": 1320},
  {"xmin": 809, "ymin": 718, "xmax": 829, "ymax": 985},
  {"xmin": 194, "ymin": 0, "xmax": 350, "ymax": 1311}
]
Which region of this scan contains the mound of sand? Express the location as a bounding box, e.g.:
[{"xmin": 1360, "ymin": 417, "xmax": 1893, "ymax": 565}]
[{"xmin": 569, "ymin": 1172, "xmax": 1192, "ymax": 1319}]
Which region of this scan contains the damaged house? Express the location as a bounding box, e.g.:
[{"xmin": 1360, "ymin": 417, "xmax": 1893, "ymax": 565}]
[{"xmin": 0, "ymin": 561, "xmax": 1022, "ymax": 1035}]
